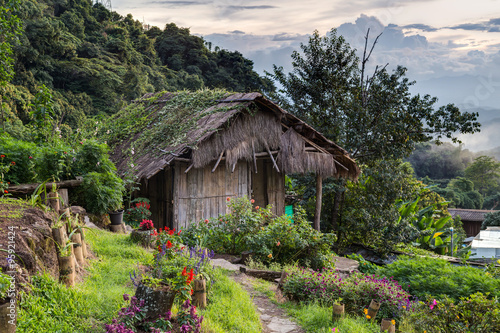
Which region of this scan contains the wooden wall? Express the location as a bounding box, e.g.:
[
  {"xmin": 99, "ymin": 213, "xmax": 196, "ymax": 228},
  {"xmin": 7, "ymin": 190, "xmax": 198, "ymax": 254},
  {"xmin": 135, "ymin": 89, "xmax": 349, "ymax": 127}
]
[
  {"xmin": 173, "ymin": 160, "xmax": 252, "ymax": 230},
  {"xmin": 463, "ymin": 220, "xmax": 482, "ymax": 238}
]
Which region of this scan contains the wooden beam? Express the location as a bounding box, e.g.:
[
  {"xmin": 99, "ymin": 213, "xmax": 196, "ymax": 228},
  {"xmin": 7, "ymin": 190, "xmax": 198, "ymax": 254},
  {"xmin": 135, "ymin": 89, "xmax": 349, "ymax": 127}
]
[
  {"xmin": 184, "ymin": 163, "xmax": 194, "ymax": 174},
  {"xmin": 8, "ymin": 179, "xmax": 83, "ymax": 194},
  {"xmin": 314, "ymin": 175, "xmax": 322, "ymax": 231},
  {"xmin": 254, "ymin": 151, "xmax": 278, "ymax": 157},
  {"xmin": 266, "ymin": 146, "xmax": 280, "ymax": 173},
  {"xmin": 252, "ymin": 141, "xmax": 258, "ymax": 173},
  {"xmin": 211, "ymin": 151, "xmax": 224, "ymax": 173},
  {"xmin": 231, "ymin": 162, "xmax": 236, "ymax": 173}
]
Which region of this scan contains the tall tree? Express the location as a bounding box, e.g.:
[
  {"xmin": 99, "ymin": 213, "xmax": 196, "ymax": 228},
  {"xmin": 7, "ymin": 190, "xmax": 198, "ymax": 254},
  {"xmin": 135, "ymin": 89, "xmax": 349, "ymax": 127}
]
[
  {"xmin": 465, "ymin": 156, "xmax": 500, "ymax": 196},
  {"xmin": 268, "ymin": 28, "xmax": 480, "ymax": 238}
]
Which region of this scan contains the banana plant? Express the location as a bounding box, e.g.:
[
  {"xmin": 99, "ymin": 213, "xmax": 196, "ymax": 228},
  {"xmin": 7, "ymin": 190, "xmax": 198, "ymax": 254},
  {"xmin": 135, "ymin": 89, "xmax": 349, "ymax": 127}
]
[{"xmin": 397, "ymin": 197, "xmax": 459, "ymax": 255}]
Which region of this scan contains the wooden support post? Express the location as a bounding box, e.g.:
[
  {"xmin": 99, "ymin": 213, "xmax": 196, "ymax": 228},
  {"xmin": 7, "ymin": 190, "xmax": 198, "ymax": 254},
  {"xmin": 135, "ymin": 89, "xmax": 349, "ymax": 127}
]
[
  {"xmin": 231, "ymin": 162, "xmax": 236, "ymax": 173},
  {"xmin": 314, "ymin": 175, "xmax": 322, "ymax": 231},
  {"xmin": 266, "ymin": 146, "xmax": 280, "ymax": 173},
  {"xmin": 252, "ymin": 141, "xmax": 258, "ymax": 173},
  {"xmin": 184, "ymin": 163, "xmax": 194, "ymax": 174},
  {"xmin": 211, "ymin": 151, "xmax": 224, "ymax": 173}
]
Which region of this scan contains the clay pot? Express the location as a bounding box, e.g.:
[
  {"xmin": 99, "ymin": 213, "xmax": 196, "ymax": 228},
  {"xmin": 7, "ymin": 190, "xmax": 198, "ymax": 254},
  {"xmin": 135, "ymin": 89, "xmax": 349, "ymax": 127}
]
[
  {"xmin": 59, "ymin": 255, "xmax": 75, "ymax": 287},
  {"xmin": 380, "ymin": 318, "xmax": 396, "ymax": 333},
  {"xmin": 367, "ymin": 299, "xmax": 381, "ymax": 320},
  {"xmin": 332, "ymin": 303, "xmax": 345, "ymax": 321},
  {"xmin": 0, "ymin": 301, "xmax": 16, "ymax": 333}
]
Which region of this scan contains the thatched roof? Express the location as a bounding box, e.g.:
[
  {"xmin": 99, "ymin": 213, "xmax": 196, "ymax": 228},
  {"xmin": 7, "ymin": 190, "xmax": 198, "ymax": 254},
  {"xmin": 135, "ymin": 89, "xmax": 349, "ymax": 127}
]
[{"xmin": 109, "ymin": 90, "xmax": 360, "ymax": 181}]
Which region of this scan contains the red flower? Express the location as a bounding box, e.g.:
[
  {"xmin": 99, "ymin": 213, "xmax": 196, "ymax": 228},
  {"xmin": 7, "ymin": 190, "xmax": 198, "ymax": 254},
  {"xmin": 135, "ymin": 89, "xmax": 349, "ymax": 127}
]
[
  {"xmin": 168, "ymin": 229, "xmax": 174, "ymax": 235},
  {"xmin": 0, "ymin": 155, "xmax": 4, "ymax": 158},
  {"xmin": 157, "ymin": 245, "xmax": 162, "ymax": 253},
  {"xmin": 29, "ymin": 156, "xmax": 33, "ymax": 159},
  {"xmin": 190, "ymin": 289, "xmax": 193, "ymax": 295},
  {"xmin": 255, "ymin": 206, "xmax": 260, "ymax": 210},
  {"xmin": 251, "ymin": 199, "xmax": 255, "ymax": 203},
  {"xmin": 226, "ymin": 197, "xmax": 230, "ymax": 201},
  {"xmin": 10, "ymin": 161, "xmax": 15, "ymax": 165},
  {"xmin": 166, "ymin": 240, "xmax": 173, "ymax": 249},
  {"xmin": 277, "ymin": 241, "xmax": 281, "ymax": 246},
  {"xmin": 178, "ymin": 230, "xmax": 182, "ymax": 235},
  {"xmin": 182, "ymin": 266, "xmax": 187, "ymax": 276},
  {"xmin": 204, "ymin": 219, "xmax": 209, "ymax": 223},
  {"xmin": 4, "ymin": 190, "xmax": 8, "ymax": 194}
]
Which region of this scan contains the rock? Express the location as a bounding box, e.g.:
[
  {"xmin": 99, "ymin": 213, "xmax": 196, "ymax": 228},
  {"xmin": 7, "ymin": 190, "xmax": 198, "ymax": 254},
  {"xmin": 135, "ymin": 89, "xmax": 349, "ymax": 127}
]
[
  {"xmin": 134, "ymin": 284, "xmax": 175, "ymax": 320},
  {"xmin": 211, "ymin": 259, "xmax": 243, "ymax": 271},
  {"xmin": 130, "ymin": 229, "xmax": 154, "ymax": 248}
]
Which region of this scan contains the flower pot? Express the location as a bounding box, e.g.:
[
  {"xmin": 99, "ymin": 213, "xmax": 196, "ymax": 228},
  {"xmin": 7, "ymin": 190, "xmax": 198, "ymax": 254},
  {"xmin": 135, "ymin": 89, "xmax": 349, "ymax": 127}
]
[
  {"xmin": 380, "ymin": 319, "xmax": 395, "ymax": 333},
  {"xmin": 135, "ymin": 283, "xmax": 176, "ymax": 320},
  {"xmin": 332, "ymin": 303, "xmax": 345, "ymax": 321},
  {"xmin": 367, "ymin": 299, "xmax": 381, "ymax": 320},
  {"xmin": 193, "ymin": 278, "xmax": 207, "ymax": 308},
  {"xmin": 109, "ymin": 210, "xmax": 124, "ymax": 225},
  {"xmin": 59, "ymin": 255, "xmax": 75, "ymax": 287},
  {"xmin": 130, "ymin": 229, "xmax": 155, "ymax": 248},
  {"xmin": 0, "ymin": 301, "xmax": 16, "ymax": 333}
]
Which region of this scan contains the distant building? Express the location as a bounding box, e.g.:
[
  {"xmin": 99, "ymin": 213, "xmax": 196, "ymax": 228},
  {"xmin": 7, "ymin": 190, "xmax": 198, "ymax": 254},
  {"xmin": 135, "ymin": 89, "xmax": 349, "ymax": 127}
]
[
  {"xmin": 470, "ymin": 227, "xmax": 500, "ymax": 259},
  {"xmin": 448, "ymin": 208, "xmax": 497, "ymax": 237}
]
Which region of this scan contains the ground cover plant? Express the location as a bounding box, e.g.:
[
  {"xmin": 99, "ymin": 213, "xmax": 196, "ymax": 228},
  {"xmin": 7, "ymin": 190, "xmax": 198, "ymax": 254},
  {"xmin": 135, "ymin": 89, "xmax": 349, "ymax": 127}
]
[{"xmin": 378, "ymin": 255, "xmax": 500, "ymax": 301}]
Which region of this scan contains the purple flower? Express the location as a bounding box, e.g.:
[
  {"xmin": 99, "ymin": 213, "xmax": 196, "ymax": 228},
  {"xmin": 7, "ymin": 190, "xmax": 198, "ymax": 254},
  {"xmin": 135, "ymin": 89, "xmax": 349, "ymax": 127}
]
[{"xmin": 123, "ymin": 294, "xmax": 130, "ymax": 301}]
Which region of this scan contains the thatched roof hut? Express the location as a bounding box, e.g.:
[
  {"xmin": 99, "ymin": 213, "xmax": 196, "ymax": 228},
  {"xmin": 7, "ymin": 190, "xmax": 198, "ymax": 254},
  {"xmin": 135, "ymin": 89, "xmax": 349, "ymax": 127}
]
[{"xmin": 109, "ymin": 89, "xmax": 359, "ymax": 230}]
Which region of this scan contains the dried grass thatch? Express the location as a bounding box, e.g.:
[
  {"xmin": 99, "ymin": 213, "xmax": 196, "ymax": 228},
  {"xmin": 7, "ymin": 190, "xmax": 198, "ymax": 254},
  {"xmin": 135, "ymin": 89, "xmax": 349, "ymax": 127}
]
[
  {"xmin": 109, "ymin": 91, "xmax": 360, "ymax": 181},
  {"xmin": 192, "ymin": 111, "xmax": 281, "ymax": 168}
]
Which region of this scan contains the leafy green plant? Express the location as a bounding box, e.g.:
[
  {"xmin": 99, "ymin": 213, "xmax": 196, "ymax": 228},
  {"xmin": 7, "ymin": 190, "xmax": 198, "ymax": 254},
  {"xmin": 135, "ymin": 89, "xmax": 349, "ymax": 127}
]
[
  {"xmin": 481, "ymin": 211, "xmax": 500, "ymax": 229},
  {"xmin": 378, "ymin": 256, "xmax": 500, "ymax": 301},
  {"xmin": 346, "ymin": 254, "xmax": 378, "ymax": 274},
  {"xmin": 79, "ymin": 171, "xmax": 125, "ymax": 215},
  {"xmin": 124, "ymin": 197, "xmax": 151, "ymax": 228},
  {"xmin": 0, "ymin": 271, "xmax": 12, "ymax": 300}
]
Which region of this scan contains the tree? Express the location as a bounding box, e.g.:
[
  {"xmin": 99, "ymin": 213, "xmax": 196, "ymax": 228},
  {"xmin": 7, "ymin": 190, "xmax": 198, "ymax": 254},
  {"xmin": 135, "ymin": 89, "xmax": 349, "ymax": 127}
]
[
  {"xmin": 268, "ymin": 28, "xmax": 480, "ymax": 249},
  {"xmin": 465, "ymin": 156, "xmax": 500, "ymax": 196}
]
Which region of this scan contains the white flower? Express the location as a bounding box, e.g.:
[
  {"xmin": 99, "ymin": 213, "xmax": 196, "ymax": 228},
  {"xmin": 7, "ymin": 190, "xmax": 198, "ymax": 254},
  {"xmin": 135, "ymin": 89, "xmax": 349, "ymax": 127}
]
[
  {"xmin": 59, "ymin": 134, "xmax": 62, "ymax": 138},
  {"xmin": 55, "ymin": 127, "xmax": 60, "ymax": 132},
  {"xmin": 106, "ymin": 130, "xmax": 110, "ymax": 134},
  {"xmin": 131, "ymin": 163, "xmax": 135, "ymax": 168},
  {"xmin": 97, "ymin": 162, "xmax": 100, "ymax": 166},
  {"xmin": 77, "ymin": 128, "xmax": 81, "ymax": 133}
]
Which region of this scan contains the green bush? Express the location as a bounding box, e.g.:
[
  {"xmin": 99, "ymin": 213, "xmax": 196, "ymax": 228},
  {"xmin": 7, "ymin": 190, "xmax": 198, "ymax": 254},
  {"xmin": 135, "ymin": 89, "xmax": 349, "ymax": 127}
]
[
  {"xmin": 79, "ymin": 171, "xmax": 125, "ymax": 215},
  {"xmin": 124, "ymin": 197, "xmax": 151, "ymax": 228},
  {"xmin": 481, "ymin": 211, "xmax": 500, "ymax": 229},
  {"xmin": 403, "ymin": 293, "xmax": 500, "ymax": 333},
  {"xmin": 378, "ymin": 256, "xmax": 500, "ymax": 301}
]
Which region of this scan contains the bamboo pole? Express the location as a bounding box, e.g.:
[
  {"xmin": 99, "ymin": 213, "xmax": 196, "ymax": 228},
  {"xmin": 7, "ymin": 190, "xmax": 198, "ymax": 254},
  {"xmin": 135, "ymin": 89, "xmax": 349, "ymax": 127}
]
[
  {"xmin": 266, "ymin": 146, "xmax": 280, "ymax": 173},
  {"xmin": 211, "ymin": 151, "xmax": 224, "ymax": 173},
  {"xmin": 314, "ymin": 175, "xmax": 322, "ymax": 231}
]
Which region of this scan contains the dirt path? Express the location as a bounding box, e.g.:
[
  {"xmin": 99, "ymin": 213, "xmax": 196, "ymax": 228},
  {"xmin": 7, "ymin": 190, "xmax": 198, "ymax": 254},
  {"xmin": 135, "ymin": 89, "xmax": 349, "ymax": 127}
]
[
  {"xmin": 231, "ymin": 273, "xmax": 305, "ymax": 333},
  {"xmin": 211, "ymin": 258, "xmax": 304, "ymax": 333}
]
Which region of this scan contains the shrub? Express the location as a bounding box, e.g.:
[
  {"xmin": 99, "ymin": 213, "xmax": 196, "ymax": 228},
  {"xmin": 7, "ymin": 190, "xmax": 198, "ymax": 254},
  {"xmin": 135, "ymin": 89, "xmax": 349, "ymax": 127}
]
[
  {"xmin": 403, "ymin": 293, "xmax": 500, "ymax": 333},
  {"xmin": 378, "ymin": 256, "xmax": 500, "ymax": 301},
  {"xmin": 282, "ymin": 267, "xmax": 412, "ymax": 320},
  {"xmin": 481, "ymin": 211, "xmax": 500, "ymax": 229},
  {"xmin": 80, "ymin": 171, "xmax": 125, "ymax": 215}
]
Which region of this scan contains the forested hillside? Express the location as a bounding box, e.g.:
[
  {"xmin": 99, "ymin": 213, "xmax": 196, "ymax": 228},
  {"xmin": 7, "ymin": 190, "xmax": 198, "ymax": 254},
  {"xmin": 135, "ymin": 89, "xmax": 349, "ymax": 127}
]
[{"xmin": 1, "ymin": 0, "xmax": 273, "ymax": 137}]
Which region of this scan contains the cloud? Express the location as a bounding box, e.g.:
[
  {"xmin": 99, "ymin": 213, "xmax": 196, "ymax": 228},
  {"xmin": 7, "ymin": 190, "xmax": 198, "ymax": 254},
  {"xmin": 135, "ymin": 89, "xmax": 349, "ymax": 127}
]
[
  {"xmin": 228, "ymin": 30, "xmax": 245, "ymax": 34},
  {"xmin": 448, "ymin": 18, "xmax": 500, "ymax": 32},
  {"xmin": 402, "ymin": 24, "xmax": 438, "ymax": 32},
  {"xmin": 147, "ymin": 0, "xmax": 207, "ymax": 6},
  {"xmin": 226, "ymin": 5, "xmax": 277, "ymax": 10}
]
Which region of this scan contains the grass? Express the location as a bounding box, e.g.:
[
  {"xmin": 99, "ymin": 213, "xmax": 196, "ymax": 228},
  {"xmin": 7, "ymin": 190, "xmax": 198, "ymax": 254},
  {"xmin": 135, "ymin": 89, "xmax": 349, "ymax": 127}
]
[
  {"xmin": 200, "ymin": 269, "xmax": 262, "ymax": 333},
  {"xmin": 16, "ymin": 228, "xmax": 263, "ymax": 332},
  {"xmin": 17, "ymin": 229, "xmax": 152, "ymax": 332}
]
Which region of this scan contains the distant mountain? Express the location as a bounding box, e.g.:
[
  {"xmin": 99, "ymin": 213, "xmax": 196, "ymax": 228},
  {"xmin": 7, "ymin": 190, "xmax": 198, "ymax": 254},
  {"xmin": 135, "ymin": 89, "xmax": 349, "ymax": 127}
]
[{"xmin": 478, "ymin": 146, "xmax": 500, "ymax": 161}]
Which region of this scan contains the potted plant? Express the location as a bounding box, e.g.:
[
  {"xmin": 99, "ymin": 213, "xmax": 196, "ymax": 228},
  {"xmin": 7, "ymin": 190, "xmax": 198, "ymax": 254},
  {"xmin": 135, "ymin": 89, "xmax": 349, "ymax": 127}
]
[
  {"xmin": 0, "ymin": 271, "xmax": 16, "ymax": 333},
  {"xmin": 79, "ymin": 171, "xmax": 125, "ymax": 222},
  {"xmin": 130, "ymin": 219, "xmax": 156, "ymax": 248}
]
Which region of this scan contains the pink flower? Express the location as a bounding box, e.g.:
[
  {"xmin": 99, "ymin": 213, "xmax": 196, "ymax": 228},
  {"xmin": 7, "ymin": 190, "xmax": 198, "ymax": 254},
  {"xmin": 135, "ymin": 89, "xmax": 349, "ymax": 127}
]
[
  {"xmin": 251, "ymin": 199, "xmax": 255, "ymax": 203},
  {"xmin": 430, "ymin": 299, "xmax": 437, "ymax": 310}
]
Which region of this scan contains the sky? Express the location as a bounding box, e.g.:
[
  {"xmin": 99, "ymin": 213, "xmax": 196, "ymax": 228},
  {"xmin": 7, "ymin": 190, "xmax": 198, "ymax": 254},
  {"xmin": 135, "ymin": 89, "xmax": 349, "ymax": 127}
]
[{"xmin": 109, "ymin": 0, "xmax": 500, "ymax": 151}]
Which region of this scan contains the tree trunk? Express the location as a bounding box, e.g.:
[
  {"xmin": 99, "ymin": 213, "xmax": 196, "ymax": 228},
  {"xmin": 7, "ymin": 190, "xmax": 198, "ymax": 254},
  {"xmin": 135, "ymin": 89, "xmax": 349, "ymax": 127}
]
[
  {"xmin": 331, "ymin": 187, "xmax": 343, "ymax": 232},
  {"xmin": 314, "ymin": 175, "xmax": 323, "ymax": 231}
]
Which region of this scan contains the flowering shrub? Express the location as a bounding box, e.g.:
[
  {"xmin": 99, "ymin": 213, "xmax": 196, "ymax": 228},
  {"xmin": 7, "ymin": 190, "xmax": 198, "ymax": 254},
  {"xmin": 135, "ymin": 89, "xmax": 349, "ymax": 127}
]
[
  {"xmin": 125, "ymin": 197, "xmax": 152, "ymax": 228},
  {"xmin": 181, "ymin": 196, "xmax": 272, "ymax": 254},
  {"xmin": 282, "ymin": 267, "xmax": 413, "ymax": 320},
  {"xmin": 139, "ymin": 219, "xmax": 154, "ymax": 231},
  {"xmin": 105, "ymin": 294, "xmax": 203, "ymax": 332},
  {"xmin": 403, "ymin": 293, "xmax": 500, "ymax": 333}
]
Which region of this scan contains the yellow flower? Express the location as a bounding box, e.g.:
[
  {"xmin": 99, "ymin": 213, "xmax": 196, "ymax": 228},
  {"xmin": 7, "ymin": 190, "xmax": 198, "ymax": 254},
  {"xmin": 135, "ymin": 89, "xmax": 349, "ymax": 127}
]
[
  {"xmin": 363, "ymin": 308, "xmax": 368, "ymax": 315},
  {"xmin": 366, "ymin": 315, "xmax": 371, "ymax": 319},
  {"xmin": 391, "ymin": 320, "xmax": 395, "ymax": 325},
  {"xmin": 457, "ymin": 315, "xmax": 460, "ymax": 319},
  {"xmin": 403, "ymin": 305, "xmax": 406, "ymax": 309},
  {"xmin": 268, "ymin": 253, "xmax": 273, "ymax": 258}
]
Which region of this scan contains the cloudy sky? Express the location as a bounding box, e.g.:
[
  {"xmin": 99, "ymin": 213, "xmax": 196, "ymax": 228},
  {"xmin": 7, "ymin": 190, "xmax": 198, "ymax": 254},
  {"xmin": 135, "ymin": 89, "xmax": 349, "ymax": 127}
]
[{"xmin": 110, "ymin": 0, "xmax": 500, "ymax": 151}]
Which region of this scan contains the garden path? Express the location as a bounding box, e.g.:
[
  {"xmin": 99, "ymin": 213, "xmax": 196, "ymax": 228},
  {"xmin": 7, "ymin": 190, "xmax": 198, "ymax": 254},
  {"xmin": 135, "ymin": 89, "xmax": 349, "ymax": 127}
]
[{"xmin": 212, "ymin": 259, "xmax": 304, "ymax": 333}]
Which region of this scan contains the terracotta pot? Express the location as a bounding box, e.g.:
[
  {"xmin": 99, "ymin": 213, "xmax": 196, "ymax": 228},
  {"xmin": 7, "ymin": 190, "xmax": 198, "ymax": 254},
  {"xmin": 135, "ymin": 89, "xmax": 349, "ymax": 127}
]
[
  {"xmin": 192, "ymin": 278, "xmax": 207, "ymax": 308},
  {"xmin": 0, "ymin": 301, "xmax": 16, "ymax": 333},
  {"xmin": 59, "ymin": 255, "xmax": 75, "ymax": 287},
  {"xmin": 332, "ymin": 303, "xmax": 345, "ymax": 321},
  {"xmin": 135, "ymin": 283, "xmax": 176, "ymax": 320},
  {"xmin": 367, "ymin": 299, "xmax": 381, "ymax": 320},
  {"xmin": 380, "ymin": 318, "xmax": 395, "ymax": 333}
]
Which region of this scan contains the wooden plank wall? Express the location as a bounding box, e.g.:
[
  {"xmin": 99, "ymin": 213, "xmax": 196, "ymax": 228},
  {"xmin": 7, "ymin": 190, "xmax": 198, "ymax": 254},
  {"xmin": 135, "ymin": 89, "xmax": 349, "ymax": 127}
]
[
  {"xmin": 174, "ymin": 161, "xmax": 252, "ymax": 230},
  {"xmin": 265, "ymin": 160, "xmax": 285, "ymax": 216}
]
